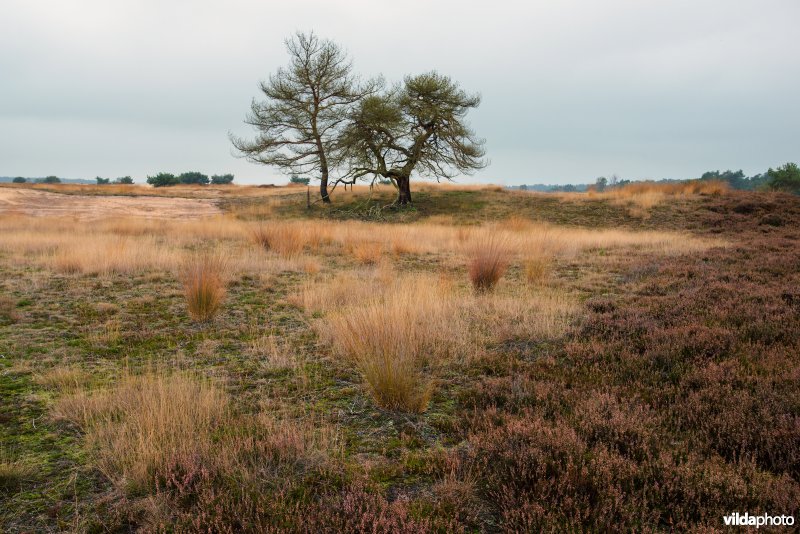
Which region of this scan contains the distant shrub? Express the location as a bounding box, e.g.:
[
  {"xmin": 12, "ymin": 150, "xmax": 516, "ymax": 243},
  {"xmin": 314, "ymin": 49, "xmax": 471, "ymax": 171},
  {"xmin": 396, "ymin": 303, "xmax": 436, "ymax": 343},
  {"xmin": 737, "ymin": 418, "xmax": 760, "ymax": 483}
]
[
  {"xmin": 146, "ymin": 172, "xmax": 180, "ymax": 187},
  {"xmin": 181, "ymin": 251, "xmax": 227, "ymax": 322},
  {"xmin": 467, "ymin": 234, "xmax": 511, "ymax": 292},
  {"xmin": 41, "ymin": 176, "xmax": 61, "ymax": 184},
  {"xmin": 96, "ymin": 177, "xmax": 110, "ymax": 185},
  {"xmin": 289, "ymin": 175, "xmax": 310, "ymax": 185},
  {"xmin": 767, "ymin": 162, "xmax": 800, "ymax": 194},
  {"xmin": 115, "ymin": 176, "xmax": 134, "ymax": 184},
  {"xmin": 178, "ymin": 171, "xmax": 210, "ymax": 185},
  {"xmin": 12, "ymin": 177, "xmax": 26, "ymax": 183},
  {"xmin": 211, "ymin": 173, "xmax": 234, "ymax": 185}
]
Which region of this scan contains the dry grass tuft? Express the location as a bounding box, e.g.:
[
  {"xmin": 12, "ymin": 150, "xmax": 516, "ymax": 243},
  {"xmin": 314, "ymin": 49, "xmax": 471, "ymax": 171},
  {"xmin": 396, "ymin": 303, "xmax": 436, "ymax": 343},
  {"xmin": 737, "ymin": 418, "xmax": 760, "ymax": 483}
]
[
  {"xmin": 248, "ymin": 333, "xmax": 304, "ymax": 372},
  {"xmin": 0, "ymin": 295, "xmax": 18, "ymax": 324},
  {"xmin": 181, "ymin": 251, "xmax": 228, "ymax": 322},
  {"xmin": 251, "ymin": 223, "xmax": 306, "ymax": 258},
  {"xmin": 87, "ymin": 319, "xmax": 121, "ymax": 347},
  {"xmin": 51, "ymin": 372, "xmax": 228, "ymax": 495},
  {"xmin": 467, "ymin": 234, "xmax": 511, "ymax": 292},
  {"xmin": 0, "ymin": 456, "xmax": 33, "ymax": 494},
  {"xmin": 349, "ymin": 241, "xmax": 383, "ymax": 265},
  {"xmin": 34, "ymin": 366, "xmax": 92, "ymax": 393},
  {"xmin": 323, "ymin": 275, "xmax": 458, "ymax": 412},
  {"xmin": 523, "ymin": 256, "xmax": 552, "ymax": 285}
]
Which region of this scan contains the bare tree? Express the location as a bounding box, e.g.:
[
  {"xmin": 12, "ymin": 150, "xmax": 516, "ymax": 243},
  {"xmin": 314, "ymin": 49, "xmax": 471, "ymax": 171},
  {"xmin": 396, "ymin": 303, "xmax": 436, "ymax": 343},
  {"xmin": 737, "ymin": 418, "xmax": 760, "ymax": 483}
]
[
  {"xmin": 339, "ymin": 72, "xmax": 486, "ymax": 205},
  {"xmin": 231, "ymin": 32, "xmax": 374, "ymax": 203}
]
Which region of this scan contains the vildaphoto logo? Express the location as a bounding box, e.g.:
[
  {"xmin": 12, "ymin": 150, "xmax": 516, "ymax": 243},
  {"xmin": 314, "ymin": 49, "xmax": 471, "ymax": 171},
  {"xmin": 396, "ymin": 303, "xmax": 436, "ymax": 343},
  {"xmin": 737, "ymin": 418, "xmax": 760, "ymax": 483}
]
[{"xmin": 723, "ymin": 512, "xmax": 794, "ymax": 528}]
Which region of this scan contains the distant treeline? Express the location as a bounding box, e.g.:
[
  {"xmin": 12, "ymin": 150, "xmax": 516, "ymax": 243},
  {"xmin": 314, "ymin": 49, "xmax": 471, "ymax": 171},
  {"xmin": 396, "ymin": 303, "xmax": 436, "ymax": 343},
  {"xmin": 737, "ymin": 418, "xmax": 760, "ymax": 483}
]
[
  {"xmin": 0, "ymin": 176, "xmax": 93, "ymax": 184},
  {"xmin": 509, "ymin": 162, "xmax": 799, "ymax": 194},
  {"xmin": 1, "ymin": 173, "xmax": 237, "ymax": 187},
  {"xmin": 146, "ymin": 172, "xmax": 234, "ymax": 187}
]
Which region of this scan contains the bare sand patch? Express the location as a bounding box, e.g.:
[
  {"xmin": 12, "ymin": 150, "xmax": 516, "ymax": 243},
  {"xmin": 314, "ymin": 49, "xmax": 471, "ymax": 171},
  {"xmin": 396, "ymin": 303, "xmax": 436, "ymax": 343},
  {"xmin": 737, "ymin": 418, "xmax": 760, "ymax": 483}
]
[{"xmin": 0, "ymin": 188, "xmax": 221, "ymax": 220}]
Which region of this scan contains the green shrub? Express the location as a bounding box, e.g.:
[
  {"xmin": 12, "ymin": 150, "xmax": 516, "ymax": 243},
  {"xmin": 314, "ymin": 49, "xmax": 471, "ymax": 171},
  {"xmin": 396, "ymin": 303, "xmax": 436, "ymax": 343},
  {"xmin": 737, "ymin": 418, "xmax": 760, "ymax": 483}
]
[
  {"xmin": 178, "ymin": 172, "xmax": 210, "ymax": 185},
  {"xmin": 211, "ymin": 174, "xmax": 234, "ymax": 185},
  {"xmin": 146, "ymin": 173, "xmax": 180, "ymax": 187}
]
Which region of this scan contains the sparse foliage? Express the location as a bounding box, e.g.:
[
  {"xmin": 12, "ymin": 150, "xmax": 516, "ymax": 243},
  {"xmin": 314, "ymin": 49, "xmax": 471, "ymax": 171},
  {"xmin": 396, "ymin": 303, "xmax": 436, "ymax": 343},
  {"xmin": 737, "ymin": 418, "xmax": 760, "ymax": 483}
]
[
  {"xmin": 231, "ymin": 32, "xmax": 376, "ymax": 203},
  {"xmin": 340, "ymin": 71, "xmax": 486, "ymax": 204}
]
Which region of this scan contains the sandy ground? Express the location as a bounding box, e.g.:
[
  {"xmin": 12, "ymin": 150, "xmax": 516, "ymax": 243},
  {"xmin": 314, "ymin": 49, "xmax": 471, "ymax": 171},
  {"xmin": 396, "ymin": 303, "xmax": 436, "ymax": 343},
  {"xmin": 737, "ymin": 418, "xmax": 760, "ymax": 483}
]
[{"xmin": 0, "ymin": 188, "xmax": 222, "ymax": 220}]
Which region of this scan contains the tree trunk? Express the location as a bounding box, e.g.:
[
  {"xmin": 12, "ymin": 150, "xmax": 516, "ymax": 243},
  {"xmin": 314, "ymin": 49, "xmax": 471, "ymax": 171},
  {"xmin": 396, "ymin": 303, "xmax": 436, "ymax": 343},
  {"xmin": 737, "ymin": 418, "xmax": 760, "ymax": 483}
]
[
  {"xmin": 320, "ymin": 170, "xmax": 331, "ymax": 203},
  {"xmin": 396, "ymin": 175, "xmax": 412, "ymax": 205}
]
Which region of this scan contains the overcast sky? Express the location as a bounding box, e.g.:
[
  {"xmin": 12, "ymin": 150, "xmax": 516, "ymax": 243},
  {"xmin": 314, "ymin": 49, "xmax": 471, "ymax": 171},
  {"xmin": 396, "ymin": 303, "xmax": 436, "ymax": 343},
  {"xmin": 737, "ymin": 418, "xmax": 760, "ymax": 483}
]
[{"xmin": 1, "ymin": 0, "xmax": 798, "ymax": 185}]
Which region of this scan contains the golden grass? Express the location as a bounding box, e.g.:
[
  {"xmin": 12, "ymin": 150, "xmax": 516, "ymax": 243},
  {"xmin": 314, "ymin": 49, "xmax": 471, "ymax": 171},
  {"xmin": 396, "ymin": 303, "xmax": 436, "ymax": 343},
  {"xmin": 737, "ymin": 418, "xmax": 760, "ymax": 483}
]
[
  {"xmin": 0, "ymin": 455, "xmax": 33, "ymax": 493},
  {"xmin": 50, "ymin": 370, "xmax": 340, "ymax": 506},
  {"xmin": 349, "ymin": 240, "xmax": 384, "ymax": 265},
  {"xmin": 298, "ymin": 262, "xmax": 581, "ymax": 412},
  {"xmin": 523, "ymin": 256, "xmax": 552, "ymax": 285},
  {"xmin": 51, "ymin": 372, "xmax": 228, "ymax": 494},
  {"xmin": 34, "ymin": 366, "xmax": 92, "ymax": 393},
  {"xmin": 551, "ymin": 179, "xmax": 730, "ymax": 212},
  {"xmin": 86, "ymin": 319, "xmax": 122, "ymax": 347},
  {"xmin": 0, "ymin": 181, "xmax": 308, "ymax": 199},
  {"xmin": 322, "ymin": 273, "xmax": 459, "ymax": 412},
  {"xmin": 0, "ymin": 295, "xmax": 18, "ymax": 323},
  {"xmin": 251, "ymin": 223, "xmax": 308, "ymax": 258},
  {"xmin": 248, "ymin": 333, "xmax": 304, "ymax": 372},
  {"xmin": 181, "ymin": 250, "xmax": 228, "ymax": 322},
  {"xmin": 0, "ymin": 208, "xmax": 719, "ymax": 278},
  {"xmin": 466, "ymin": 234, "xmax": 511, "ymax": 291}
]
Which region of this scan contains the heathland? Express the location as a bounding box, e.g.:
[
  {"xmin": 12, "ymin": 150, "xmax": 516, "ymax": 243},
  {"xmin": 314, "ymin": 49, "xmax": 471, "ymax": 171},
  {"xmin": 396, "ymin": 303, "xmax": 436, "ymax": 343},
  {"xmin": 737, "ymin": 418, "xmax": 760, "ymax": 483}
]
[{"xmin": 0, "ymin": 181, "xmax": 798, "ymax": 531}]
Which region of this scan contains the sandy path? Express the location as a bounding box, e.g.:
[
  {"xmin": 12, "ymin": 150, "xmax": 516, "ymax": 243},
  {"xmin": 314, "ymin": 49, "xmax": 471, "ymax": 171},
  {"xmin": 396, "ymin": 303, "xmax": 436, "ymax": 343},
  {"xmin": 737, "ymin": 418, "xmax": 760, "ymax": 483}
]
[{"xmin": 0, "ymin": 188, "xmax": 222, "ymax": 220}]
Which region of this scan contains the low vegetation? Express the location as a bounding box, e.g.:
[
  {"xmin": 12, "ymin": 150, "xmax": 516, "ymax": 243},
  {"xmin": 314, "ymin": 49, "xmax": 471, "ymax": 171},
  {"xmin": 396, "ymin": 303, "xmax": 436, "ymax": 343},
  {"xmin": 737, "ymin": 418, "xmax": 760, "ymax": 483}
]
[
  {"xmin": 466, "ymin": 233, "xmax": 511, "ymax": 291},
  {"xmin": 181, "ymin": 251, "xmax": 228, "ymax": 322},
  {"xmin": 1, "ymin": 183, "xmax": 797, "ymax": 531}
]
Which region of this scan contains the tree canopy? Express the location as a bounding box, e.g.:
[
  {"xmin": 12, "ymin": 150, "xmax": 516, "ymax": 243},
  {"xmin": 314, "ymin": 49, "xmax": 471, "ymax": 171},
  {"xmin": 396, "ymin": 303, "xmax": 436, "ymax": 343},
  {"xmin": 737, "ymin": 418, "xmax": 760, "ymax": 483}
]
[
  {"xmin": 211, "ymin": 174, "xmax": 234, "ymax": 185},
  {"xmin": 147, "ymin": 173, "xmax": 180, "ymax": 187},
  {"xmin": 231, "ymin": 32, "xmax": 376, "ymax": 203},
  {"xmin": 178, "ymin": 172, "xmax": 210, "ymax": 185},
  {"xmin": 233, "ymin": 34, "xmax": 485, "ymax": 205},
  {"xmin": 339, "ymin": 72, "xmax": 486, "ymax": 204},
  {"xmin": 767, "ymin": 162, "xmax": 800, "ymax": 194}
]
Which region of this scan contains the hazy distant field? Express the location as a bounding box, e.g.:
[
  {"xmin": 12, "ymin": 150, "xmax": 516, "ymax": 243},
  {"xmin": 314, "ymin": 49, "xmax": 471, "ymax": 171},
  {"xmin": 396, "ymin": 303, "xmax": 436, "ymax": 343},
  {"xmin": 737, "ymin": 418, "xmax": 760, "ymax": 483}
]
[{"xmin": 1, "ymin": 182, "xmax": 798, "ymax": 531}]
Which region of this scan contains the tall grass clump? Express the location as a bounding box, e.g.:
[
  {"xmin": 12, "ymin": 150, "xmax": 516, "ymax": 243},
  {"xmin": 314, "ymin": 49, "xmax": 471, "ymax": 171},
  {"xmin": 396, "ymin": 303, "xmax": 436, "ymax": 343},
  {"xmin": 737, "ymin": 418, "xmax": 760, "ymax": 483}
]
[
  {"xmin": 49, "ymin": 370, "xmax": 342, "ymax": 528},
  {"xmin": 181, "ymin": 250, "xmax": 228, "ymax": 322},
  {"xmin": 467, "ymin": 233, "xmax": 511, "ymax": 292},
  {"xmin": 251, "ymin": 223, "xmax": 306, "ymax": 258},
  {"xmin": 51, "ymin": 372, "xmax": 228, "ymax": 495},
  {"xmin": 0, "ymin": 295, "xmax": 18, "ymax": 325},
  {"xmin": 324, "ymin": 275, "xmax": 457, "ymax": 412}
]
